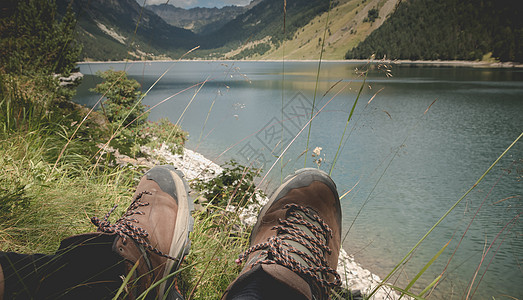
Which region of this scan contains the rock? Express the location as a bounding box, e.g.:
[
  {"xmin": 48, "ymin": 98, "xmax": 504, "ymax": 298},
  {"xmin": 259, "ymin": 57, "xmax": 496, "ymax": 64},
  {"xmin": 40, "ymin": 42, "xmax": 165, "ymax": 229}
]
[
  {"xmin": 55, "ymin": 72, "xmax": 83, "ymax": 87},
  {"xmin": 140, "ymin": 144, "xmax": 222, "ymax": 182}
]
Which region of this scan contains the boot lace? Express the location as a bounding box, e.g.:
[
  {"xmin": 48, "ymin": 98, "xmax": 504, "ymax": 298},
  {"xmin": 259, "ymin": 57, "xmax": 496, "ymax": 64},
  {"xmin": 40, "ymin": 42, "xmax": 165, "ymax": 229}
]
[
  {"xmin": 91, "ymin": 191, "xmax": 176, "ymax": 260},
  {"xmin": 237, "ymin": 204, "xmax": 341, "ymax": 295}
]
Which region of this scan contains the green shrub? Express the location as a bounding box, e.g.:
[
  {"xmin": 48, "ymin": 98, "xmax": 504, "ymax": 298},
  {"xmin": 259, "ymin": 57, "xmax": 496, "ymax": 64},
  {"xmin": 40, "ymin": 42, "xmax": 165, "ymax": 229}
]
[
  {"xmin": 364, "ymin": 8, "xmax": 379, "ymax": 23},
  {"xmin": 138, "ymin": 118, "xmax": 188, "ymax": 155},
  {"xmin": 91, "ymin": 69, "xmax": 148, "ymax": 130},
  {"xmin": 91, "ymin": 69, "xmax": 150, "ymax": 156},
  {"xmin": 192, "ymin": 160, "xmax": 265, "ymax": 207}
]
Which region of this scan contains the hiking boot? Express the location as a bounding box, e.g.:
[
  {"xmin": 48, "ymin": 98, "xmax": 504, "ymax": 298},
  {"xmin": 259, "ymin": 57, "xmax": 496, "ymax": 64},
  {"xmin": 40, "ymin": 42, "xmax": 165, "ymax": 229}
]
[
  {"xmin": 91, "ymin": 165, "xmax": 193, "ymax": 299},
  {"xmin": 223, "ymin": 168, "xmax": 342, "ymax": 300}
]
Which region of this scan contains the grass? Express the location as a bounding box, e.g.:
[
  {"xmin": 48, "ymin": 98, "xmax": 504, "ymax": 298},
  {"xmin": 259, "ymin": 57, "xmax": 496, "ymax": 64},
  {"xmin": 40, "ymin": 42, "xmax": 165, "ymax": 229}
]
[
  {"xmin": 0, "ymin": 130, "xmax": 136, "ymax": 254},
  {"xmin": 0, "ymin": 71, "xmax": 137, "ymax": 254},
  {"xmin": 5, "ymin": 67, "xmax": 517, "ymax": 299},
  {"xmin": 0, "ymin": 61, "xmax": 252, "ymax": 298},
  {"xmin": 2, "ymin": 1, "xmax": 522, "ymax": 299},
  {"xmin": 179, "ymin": 206, "xmax": 250, "ymax": 300},
  {"xmin": 259, "ymin": 0, "xmax": 398, "ymax": 60}
]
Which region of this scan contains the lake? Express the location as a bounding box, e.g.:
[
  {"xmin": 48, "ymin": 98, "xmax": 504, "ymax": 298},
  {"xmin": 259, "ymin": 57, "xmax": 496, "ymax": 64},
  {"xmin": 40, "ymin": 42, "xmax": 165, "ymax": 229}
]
[{"xmin": 74, "ymin": 60, "xmax": 523, "ymax": 299}]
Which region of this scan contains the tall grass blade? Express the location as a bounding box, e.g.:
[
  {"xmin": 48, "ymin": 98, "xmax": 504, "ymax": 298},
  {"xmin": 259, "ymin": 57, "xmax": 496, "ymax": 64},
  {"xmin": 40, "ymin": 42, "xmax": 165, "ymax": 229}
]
[
  {"xmin": 418, "ymin": 275, "xmax": 442, "ymax": 297},
  {"xmin": 467, "ymin": 212, "xmax": 521, "ymax": 300},
  {"xmin": 196, "ymin": 96, "xmax": 216, "ymax": 150},
  {"xmin": 433, "ymin": 166, "xmax": 509, "ymax": 295},
  {"xmin": 280, "ymin": 0, "xmax": 287, "ymax": 182},
  {"xmin": 113, "ymin": 260, "xmax": 140, "ymax": 300},
  {"xmin": 399, "ymin": 240, "xmax": 449, "ymax": 299},
  {"xmin": 304, "ymin": 0, "xmax": 332, "ymax": 167},
  {"xmin": 329, "ymin": 72, "xmax": 367, "ymax": 176},
  {"xmin": 366, "ymin": 131, "xmax": 523, "ymax": 299},
  {"xmin": 258, "ymin": 82, "xmax": 351, "ymax": 187},
  {"xmin": 382, "ymin": 284, "xmax": 425, "ymax": 300},
  {"xmin": 136, "ymin": 262, "xmax": 199, "ymax": 300},
  {"xmin": 174, "ymin": 78, "xmax": 207, "ymax": 127}
]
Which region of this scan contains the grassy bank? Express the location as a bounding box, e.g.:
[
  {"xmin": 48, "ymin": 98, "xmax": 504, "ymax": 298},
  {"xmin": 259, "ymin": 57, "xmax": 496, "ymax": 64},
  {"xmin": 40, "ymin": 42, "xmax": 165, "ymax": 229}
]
[
  {"xmin": 3, "ymin": 1, "xmax": 521, "ymax": 299},
  {"xmin": 0, "ymin": 64, "xmax": 257, "ymax": 298}
]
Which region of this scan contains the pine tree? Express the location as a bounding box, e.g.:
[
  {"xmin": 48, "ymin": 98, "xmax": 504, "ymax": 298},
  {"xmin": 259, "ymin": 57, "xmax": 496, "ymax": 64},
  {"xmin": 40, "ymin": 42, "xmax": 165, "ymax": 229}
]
[
  {"xmin": 91, "ymin": 70, "xmax": 148, "ymax": 130},
  {"xmin": 0, "ymin": 0, "xmax": 81, "ymax": 75}
]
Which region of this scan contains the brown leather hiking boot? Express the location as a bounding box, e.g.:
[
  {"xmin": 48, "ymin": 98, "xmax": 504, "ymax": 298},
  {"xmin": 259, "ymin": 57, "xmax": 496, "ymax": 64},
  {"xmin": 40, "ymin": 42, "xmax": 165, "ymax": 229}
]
[
  {"xmin": 91, "ymin": 165, "xmax": 193, "ymax": 299},
  {"xmin": 223, "ymin": 168, "xmax": 342, "ymax": 300}
]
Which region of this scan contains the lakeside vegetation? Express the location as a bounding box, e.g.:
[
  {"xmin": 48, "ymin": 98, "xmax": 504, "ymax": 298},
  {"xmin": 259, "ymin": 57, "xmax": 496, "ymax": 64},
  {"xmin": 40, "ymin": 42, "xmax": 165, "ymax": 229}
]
[
  {"xmin": 2, "ymin": 1, "xmax": 522, "ymax": 299},
  {"xmin": 0, "ymin": 1, "xmax": 266, "ymax": 298}
]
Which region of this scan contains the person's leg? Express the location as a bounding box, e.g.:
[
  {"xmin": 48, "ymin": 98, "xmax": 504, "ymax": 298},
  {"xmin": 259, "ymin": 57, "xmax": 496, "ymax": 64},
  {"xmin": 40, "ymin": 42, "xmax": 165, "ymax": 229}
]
[
  {"xmin": 0, "ymin": 165, "xmax": 193, "ymax": 299},
  {"xmin": 223, "ymin": 168, "xmax": 342, "ymax": 300},
  {"xmin": 0, "ymin": 233, "xmax": 124, "ymax": 299},
  {"xmin": 227, "ymin": 268, "xmax": 307, "ymax": 300}
]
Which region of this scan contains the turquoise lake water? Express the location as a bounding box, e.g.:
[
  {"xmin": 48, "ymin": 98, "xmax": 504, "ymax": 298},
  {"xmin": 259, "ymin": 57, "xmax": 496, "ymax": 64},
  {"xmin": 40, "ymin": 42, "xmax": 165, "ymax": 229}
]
[{"xmin": 74, "ymin": 61, "xmax": 522, "ymax": 299}]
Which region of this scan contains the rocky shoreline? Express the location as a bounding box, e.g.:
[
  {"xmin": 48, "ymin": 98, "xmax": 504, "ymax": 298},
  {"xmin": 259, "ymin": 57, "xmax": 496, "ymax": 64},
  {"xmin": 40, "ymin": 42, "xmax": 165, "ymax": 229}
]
[{"xmin": 122, "ymin": 144, "xmax": 403, "ymax": 299}]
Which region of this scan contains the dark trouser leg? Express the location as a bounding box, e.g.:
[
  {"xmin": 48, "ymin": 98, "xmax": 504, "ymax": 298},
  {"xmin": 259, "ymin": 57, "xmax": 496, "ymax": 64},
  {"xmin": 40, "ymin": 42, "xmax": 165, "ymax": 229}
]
[
  {"xmin": 227, "ymin": 268, "xmax": 307, "ymax": 300},
  {"xmin": 0, "ymin": 233, "xmax": 125, "ymax": 299}
]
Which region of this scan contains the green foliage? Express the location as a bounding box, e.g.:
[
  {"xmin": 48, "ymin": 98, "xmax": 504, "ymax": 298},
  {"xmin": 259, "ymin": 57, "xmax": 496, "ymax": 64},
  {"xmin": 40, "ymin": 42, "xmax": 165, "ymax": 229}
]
[
  {"xmin": 91, "ymin": 69, "xmax": 148, "ymax": 129},
  {"xmin": 345, "ymin": 0, "xmax": 523, "ymax": 62},
  {"xmin": 0, "ymin": 73, "xmax": 79, "ymax": 133},
  {"xmin": 178, "ymin": 207, "xmax": 249, "ymax": 299},
  {"xmin": 0, "ymin": 67, "xmax": 137, "ymax": 255},
  {"xmin": 192, "ymin": 160, "xmax": 264, "ymax": 207},
  {"xmin": 138, "ymin": 118, "xmax": 188, "ymax": 155},
  {"xmin": 231, "ymin": 43, "xmax": 271, "ymax": 60},
  {"xmin": 90, "ymin": 70, "xmax": 190, "ymax": 158},
  {"xmin": 0, "ymin": 131, "xmax": 137, "ymax": 253},
  {"xmin": 0, "ymin": 177, "xmax": 30, "ymax": 223},
  {"xmin": 0, "ymin": 74, "xmax": 48, "ymax": 132},
  {"xmin": 0, "ymin": 0, "xmax": 81, "ymax": 75},
  {"xmin": 364, "ymin": 8, "xmax": 379, "ymax": 23}
]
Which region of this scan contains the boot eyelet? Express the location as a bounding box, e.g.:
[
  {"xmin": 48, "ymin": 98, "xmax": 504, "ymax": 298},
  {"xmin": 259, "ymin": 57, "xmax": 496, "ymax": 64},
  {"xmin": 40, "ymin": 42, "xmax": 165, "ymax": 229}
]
[{"xmin": 119, "ymin": 247, "xmax": 124, "ymax": 252}]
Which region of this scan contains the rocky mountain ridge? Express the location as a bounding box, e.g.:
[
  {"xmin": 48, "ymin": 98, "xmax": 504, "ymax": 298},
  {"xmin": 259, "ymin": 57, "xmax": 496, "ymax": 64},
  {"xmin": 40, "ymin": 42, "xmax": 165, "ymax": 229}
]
[{"xmin": 145, "ymin": 4, "xmax": 247, "ymax": 35}]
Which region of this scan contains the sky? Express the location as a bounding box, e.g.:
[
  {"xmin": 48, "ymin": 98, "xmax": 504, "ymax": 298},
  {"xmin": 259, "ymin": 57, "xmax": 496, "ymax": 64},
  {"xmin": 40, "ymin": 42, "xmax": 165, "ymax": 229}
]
[{"xmin": 139, "ymin": 0, "xmax": 252, "ymax": 9}]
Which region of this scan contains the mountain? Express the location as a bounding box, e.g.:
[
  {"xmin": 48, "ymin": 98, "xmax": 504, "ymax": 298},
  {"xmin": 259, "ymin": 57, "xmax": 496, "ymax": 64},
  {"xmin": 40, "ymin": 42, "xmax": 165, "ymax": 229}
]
[
  {"xmin": 344, "ymin": 0, "xmax": 523, "ymax": 62},
  {"xmin": 63, "ymin": 0, "xmax": 335, "ymax": 60},
  {"xmin": 145, "ymin": 4, "xmax": 247, "ymax": 35},
  {"xmin": 190, "ymin": 0, "xmax": 332, "ymax": 59},
  {"xmin": 56, "ymin": 0, "xmax": 520, "ymax": 61},
  {"xmin": 57, "ymin": 0, "xmax": 198, "ymax": 61},
  {"xmin": 205, "ymin": 0, "xmax": 329, "ymax": 48},
  {"xmin": 254, "ymin": 0, "xmax": 400, "ymax": 60},
  {"xmin": 57, "ymin": 0, "xmax": 334, "ymax": 60}
]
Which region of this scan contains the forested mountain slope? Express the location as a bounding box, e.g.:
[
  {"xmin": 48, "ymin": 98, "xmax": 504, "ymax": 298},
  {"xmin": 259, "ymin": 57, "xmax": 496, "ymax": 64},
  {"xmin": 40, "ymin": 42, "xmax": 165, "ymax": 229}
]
[
  {"xmin": 200, "ymin": 0, "xmax": 330, "ymax": 52},
  {"xmin": 345, "ymin": 0, "xmax": 523, "ymax": 62},
  {"xmin": 257, "ymin": 0, "xmax": 399, "ymax": 60},
  {"xmin": 57, "ymin": 0, "xmax": 331, "ymax": 60},
  {"xmin": 57, "ymin": 0, "xmax": 198, "ymax": 60}
]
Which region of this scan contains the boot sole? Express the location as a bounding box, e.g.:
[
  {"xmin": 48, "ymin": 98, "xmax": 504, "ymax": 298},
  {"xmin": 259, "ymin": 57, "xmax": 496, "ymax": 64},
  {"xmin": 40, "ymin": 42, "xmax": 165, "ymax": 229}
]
[
  {"xmin": 149, "ymin": 165, "xmax": 194, "ymax": 299},
  {"xmin": 250, "ymin": 168, "xmax": 340, "ymax": 244}
]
